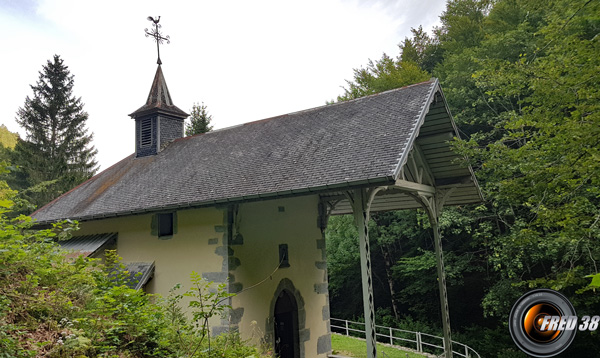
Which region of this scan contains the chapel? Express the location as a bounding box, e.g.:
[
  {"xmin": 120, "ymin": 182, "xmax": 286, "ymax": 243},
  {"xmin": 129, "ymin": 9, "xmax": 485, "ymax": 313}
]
[{"xmin": 33, "ymin": 60, "xmax": 481, "ymax": 358}]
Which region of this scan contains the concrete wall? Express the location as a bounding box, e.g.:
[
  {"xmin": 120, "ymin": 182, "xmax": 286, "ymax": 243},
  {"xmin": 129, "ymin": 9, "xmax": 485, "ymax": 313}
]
[{"xmin": 230, "ymin": 196, "xmax": 331, "ymax": 358}]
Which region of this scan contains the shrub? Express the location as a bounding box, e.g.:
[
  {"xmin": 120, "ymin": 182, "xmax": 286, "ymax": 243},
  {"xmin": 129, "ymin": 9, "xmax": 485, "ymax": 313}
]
[{"xmin": 0, "ymin": 194, "xmax": 267, "ymax": 357}]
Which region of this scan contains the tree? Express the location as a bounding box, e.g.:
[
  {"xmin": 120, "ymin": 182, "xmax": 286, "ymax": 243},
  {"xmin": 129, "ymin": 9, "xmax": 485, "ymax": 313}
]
[
  {"xmin": 185, "ymin": 102, "xmax": 213, "ymax": 136},
  {"xmin": 12, "ymin": 55, "xmax": 97, "ymax": 210},
  {"xmin": 328, "ymin": 1, "xmax": 600, "ymax": 355},
  {"xmin": 459, "ymin": 0, "xmax": 600, "ymax": 313},
  {"xmin": 399, "ymin": 26, "xmax": 443, "ymax": 74},
  {"xmin": 0, "ymin": 125, "xmax": 18, "ymax": 149},
  {"xmin": 0, "ymin": 125, "xmax": 18, "ymax": 168},
  {"xmin": 433, "ymin": 2, "xmax": 600, "ymax": 355},
  {"xmin": 337, "ymin": 53, "xmax": 430, "ymax": 102}
]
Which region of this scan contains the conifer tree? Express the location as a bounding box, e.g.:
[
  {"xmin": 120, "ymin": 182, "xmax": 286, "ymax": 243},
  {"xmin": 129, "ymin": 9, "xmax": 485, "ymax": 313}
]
[
  {"xmin": 185, "ymin": 102, "xmax": 213, "ymax": 136},
  {"xmin": 12, "ymin": 55, "xmax": 97, "ymax": 209}
]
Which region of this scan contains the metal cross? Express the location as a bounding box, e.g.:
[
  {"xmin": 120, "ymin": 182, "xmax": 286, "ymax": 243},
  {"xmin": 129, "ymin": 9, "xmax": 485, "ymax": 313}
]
[{"xmin": 145, "ymin": 16, "xmax": 170, "ymax": 65}]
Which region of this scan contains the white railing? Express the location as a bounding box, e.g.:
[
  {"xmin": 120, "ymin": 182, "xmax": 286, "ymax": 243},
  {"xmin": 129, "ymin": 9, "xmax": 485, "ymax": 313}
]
[{"xmin": 330, "ymin": 318, "xmax": 480, "ymax": 358}]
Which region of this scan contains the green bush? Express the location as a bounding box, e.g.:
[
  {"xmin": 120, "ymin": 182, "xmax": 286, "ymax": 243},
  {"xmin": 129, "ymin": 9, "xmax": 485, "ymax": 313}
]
[{"xmin": 0, "ymin": 189, "xmax": 267, "ymax": 358}]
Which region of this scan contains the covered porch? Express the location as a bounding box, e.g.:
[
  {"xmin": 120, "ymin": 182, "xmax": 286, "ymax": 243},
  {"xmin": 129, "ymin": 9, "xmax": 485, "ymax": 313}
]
[{"xmin": 320, "ymin": 86, "xmax": 482, "ymax": 358}]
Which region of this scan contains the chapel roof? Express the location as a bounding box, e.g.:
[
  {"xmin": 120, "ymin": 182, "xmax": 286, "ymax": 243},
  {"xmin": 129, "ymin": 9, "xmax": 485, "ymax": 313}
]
[{"xmin": 32, "ymin": 79, "xmax": 482, "ymax": 223}]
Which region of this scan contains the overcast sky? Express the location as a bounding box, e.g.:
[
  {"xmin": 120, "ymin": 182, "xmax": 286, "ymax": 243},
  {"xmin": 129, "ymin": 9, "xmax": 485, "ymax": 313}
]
[{"xmin": 1, "ymin": 0, "xmax": 446, "ymax": 170}]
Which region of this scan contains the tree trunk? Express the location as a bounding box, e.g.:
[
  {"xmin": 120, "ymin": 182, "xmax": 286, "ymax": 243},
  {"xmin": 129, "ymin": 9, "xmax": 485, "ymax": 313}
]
[{"xmin": 380, "ymin": 245, "xmax": 400, "ymax": 321}]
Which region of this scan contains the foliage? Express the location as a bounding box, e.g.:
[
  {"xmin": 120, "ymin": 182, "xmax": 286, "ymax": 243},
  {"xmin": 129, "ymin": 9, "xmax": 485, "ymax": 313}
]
[
  {"xmin": 186, "ymin": 102, "xmax": 214, "ymax": 136},
  {"xmin": 0, "ymin": 184, "xmax": 266, "ymax": 357},
  {"xmin": 198, "ymin": 332, "xmax": 264, "ymax": 358},
  {"xmin": 451, "ymin": 325, "xmax": 526, "ymax": 358},
  {"xmin": 0, "ymin": 125, "xmax": 18, "ymax": 149},
  {"xmin": 449, "ymin": 0, "xmax": 600, "ymax": 321},
  {"xmin": 337, "ymin": 53, "xmax": 430, "ymax": 102},
  {"xmin": 328, "ymin": 0, "xmax": 600, "ymax": 356},
  {"xmin": 9, "ymin": 55, "xmax": 97, "ymax": 211},
  {"xmin": 327, "ymin": 208, "xmax": 489, "ymax": 327},
  {"xmin": 399, "ymin": 26, "xmax": 442, "ymax": 74},
  {"xmin": 325, "ymin": 215, "xmax": 362, "ymax": 318},
  {"xmin": 166, "ymin": 272, "xmax": 235, "ymax": 357},
  {"xmin": 588, "ymin": 274, "xmax": 600, "ymax": 289},
  {"xmin": 0, "ymin": 195, "xmax": 92, "ymax": 356},
  {"xmin": 0, "ymin": 127, "xmax": 19, "ymax": 206},
  {"xmin": 0, "ymin": 163, "xmax": 15, "ymax": 204}
]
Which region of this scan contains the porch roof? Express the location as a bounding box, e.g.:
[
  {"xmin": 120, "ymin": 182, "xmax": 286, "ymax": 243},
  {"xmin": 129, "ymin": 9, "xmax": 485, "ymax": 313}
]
[
  {"xmin": 58, "ymin": 232, "xmax": 117, "ymax": 259},
  {"xmin": 124, "ymin": 262, "xmax": 155, "ymax": 290}
]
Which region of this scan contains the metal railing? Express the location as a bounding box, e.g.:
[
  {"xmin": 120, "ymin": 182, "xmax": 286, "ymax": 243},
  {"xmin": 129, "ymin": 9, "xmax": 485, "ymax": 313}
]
[{"xmin": 330, "ymin": 318, "xmax": 480, "ymax": 358}]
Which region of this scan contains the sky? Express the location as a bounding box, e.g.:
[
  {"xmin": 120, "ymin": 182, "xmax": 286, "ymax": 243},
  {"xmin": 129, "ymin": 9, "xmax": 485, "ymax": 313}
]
[{"xmin": 0, "ymin": 0, "xmax": 446, "ymax": 171}]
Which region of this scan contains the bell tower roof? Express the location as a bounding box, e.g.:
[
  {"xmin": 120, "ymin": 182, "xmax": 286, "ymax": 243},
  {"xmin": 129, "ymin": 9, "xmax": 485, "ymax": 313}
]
[{"xmin": 129, "ymin": 65, "xmax": 188, "ymax": 119}]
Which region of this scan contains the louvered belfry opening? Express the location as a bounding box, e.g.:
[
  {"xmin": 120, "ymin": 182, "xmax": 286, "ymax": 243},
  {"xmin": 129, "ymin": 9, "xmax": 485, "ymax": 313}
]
[
  {"xmin": 129, "ymin": 65, "xmax": 188, "ymax": 158},
  {"xmin": 140, "ymin": 118, "xmax": 153, "ymax": 148}
]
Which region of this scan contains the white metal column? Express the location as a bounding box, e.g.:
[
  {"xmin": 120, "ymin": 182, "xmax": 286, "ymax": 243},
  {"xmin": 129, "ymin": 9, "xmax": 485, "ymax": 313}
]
[
  {"xmin": 418, "ymin": 191, "xmax": 454, "ymax": 358},
  {"xmin": 351, "ymin": 188, "xmax": 378, "ymax": 358},
  {"xmin": 430, "ymin": 211, "xmax": 452, "ymax": 358}
]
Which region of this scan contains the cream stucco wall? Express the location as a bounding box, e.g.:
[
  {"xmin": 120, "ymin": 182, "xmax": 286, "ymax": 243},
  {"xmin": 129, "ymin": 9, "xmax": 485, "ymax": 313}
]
[
  {"xmin": 74, "ymin": 197, "xmax": 332, "ymax": 357},
  {"xmin": 230, "ymin": 196, "xmax": 331, "ymax": 358},
  {"xmin": 75, "ymin": 207, "xmax": 226, "ymax": 316}
]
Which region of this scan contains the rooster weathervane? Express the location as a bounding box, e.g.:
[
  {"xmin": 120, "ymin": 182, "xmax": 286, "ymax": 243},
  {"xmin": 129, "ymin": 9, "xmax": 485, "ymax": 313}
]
[{"xmin": 145, "ymin": 16, "xmax": 170, "ymax": 65}]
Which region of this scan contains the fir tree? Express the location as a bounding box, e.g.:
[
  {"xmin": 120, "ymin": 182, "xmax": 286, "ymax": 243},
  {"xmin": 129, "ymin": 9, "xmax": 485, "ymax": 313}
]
[
  {"xmin": 185, "ymin": 102, "xmax": 213, "ymax": 136},
  {"xmin": 12, "ymin": 55, "xmax": 97, "ymax": 210}
]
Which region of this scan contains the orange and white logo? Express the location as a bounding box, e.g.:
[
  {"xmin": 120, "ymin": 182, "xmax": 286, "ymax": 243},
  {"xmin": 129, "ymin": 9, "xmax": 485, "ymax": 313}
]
[{"xmin": 508, "ymin": 289, "xmax": 599, "ymax": 357}]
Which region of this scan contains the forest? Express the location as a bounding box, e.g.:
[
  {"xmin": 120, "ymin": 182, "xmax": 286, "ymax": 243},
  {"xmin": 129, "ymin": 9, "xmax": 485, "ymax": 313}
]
[{"xmin": 326, "ymin": 0, "xmax": 599, "ymax": 357}]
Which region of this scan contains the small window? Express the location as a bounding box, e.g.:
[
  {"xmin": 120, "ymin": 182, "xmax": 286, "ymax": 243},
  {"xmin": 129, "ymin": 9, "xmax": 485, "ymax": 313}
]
[
  {"xmin": 140, "ymin": 118, "xmax": 153, "ymax": 147},
  {"xmin": 279, "ymin": 244, "xmax": 290, "ymax": 268},
  {"xmin": 158, "ymin": 213, "xmax": 173, "ymax": 237}
]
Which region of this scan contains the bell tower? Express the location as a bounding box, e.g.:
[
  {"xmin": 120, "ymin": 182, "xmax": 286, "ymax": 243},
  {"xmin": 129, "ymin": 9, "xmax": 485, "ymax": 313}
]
[
  {"xmin": 129, "ymin": 16, "xmax": 188, "ymax": 158},
  {"xmin": 129, "ymin": 65, "xmax": 188, "ymax": 157}
]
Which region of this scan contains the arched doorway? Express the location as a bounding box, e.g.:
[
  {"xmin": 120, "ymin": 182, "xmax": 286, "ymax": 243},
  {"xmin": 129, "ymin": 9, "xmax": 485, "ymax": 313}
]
[{"xmin": 274, "ymin": 290, "xmax": 300, "ymax": 358}]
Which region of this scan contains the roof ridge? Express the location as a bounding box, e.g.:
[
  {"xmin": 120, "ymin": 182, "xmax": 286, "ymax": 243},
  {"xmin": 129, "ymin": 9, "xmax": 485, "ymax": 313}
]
[
  {"xmin": 391, "ymin": 78, "xmax": 439, "ymax": 179},
  {"xmin": 190, "ymin": 79, "xmax": 437, "ymax": 137},
  {"xmin": 278, "ymin": 79, "xmax": 436, "ymax": 118}
]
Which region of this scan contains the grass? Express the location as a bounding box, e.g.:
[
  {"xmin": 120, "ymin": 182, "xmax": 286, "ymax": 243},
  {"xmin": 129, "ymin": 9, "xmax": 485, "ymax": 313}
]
[{"xmin": 331, "ymin": 333, "xmax": 429, "ymax": 358}]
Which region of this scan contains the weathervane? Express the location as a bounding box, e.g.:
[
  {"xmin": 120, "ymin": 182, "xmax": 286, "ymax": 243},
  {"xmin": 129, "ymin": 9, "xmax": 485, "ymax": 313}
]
[{"xmin": 145, "ymin": 16, "xmax": 170, "ymax": 65}]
